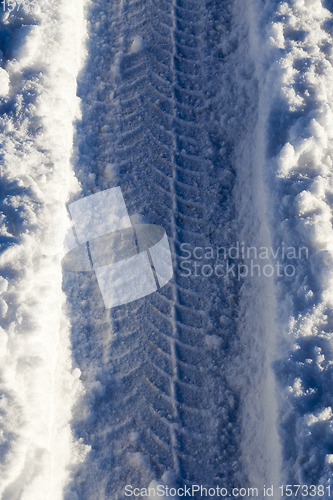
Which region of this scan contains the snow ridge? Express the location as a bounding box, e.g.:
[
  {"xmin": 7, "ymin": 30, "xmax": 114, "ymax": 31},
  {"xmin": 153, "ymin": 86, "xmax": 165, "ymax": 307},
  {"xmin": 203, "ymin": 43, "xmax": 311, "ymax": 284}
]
[
  {"xmin": 249, "ymin": 0, "xmax": 333, "ymax": 488},
  {"xmin": 0, "ymin": 1, "xmax": 86, "ymax": 498}
]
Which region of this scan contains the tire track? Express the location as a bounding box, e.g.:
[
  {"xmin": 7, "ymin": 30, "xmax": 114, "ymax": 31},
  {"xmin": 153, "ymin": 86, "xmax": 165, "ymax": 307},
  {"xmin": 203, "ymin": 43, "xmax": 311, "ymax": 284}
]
[{"xmin": 64, "ymin": 1, "xmax": 259, "ymax": 498}]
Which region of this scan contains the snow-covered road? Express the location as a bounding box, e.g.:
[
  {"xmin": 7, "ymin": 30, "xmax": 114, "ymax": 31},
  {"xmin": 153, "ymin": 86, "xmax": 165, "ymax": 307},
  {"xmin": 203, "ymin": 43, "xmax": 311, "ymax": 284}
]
[{"xmin": 1, "ymin": 0, "xmax": 333, "ymax": 499}]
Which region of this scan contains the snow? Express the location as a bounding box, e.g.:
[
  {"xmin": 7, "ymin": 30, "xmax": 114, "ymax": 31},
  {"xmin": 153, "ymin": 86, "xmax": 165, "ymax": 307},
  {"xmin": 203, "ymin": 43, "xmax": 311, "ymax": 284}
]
[
  {"xmin": 0, "ymin": 0, "xmax": 88, "ymax": 498},
  {"xmin": 147, "ymin": 479, "xmax": 180, "ymax": 499},
  {"xmin": 1, "ymin": 0, "xmax": 333, "ymax": 498},
  {"xmin": 0, "ymin": 69, "xmax": 9, "ymax": 97},
  {"xmin": 68, "ymin": 187, "xmax": 131, "ymax": 243},
  {"xmin": 130, "ymin": 35, "xmax": 145, "ymax": 54},
  {"xmin": 248, "ymin": 0, "xmax": 333, "ymax": 488}
]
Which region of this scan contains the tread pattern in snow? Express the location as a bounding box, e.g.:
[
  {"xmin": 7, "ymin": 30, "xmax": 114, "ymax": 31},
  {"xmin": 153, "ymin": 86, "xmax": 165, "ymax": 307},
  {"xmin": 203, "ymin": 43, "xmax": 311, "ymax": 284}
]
[{"xmin": 64, "ymin": 1, "xmax": 258, "ymax": 498}]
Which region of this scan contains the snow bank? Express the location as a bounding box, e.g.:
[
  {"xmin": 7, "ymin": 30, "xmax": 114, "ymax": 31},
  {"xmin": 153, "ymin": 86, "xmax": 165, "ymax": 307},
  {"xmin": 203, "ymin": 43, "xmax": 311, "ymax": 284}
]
[
  {"xmin": 249, "ymin": 0, "xmax": 333, "ymax": 487},
  {"xmin": 0, "ymin": 0, "xmax": 87, "ymax": 498}
]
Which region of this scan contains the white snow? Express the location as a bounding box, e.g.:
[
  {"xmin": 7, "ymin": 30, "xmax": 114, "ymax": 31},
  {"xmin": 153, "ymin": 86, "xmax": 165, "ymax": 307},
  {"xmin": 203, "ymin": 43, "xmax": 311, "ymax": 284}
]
[
  {"xmin": 1, "ymin": 0, "xmax": 333, "ymax": 497},
  {"xmin": 0, "ymin": 0, "xmax": 88, "ymax": 498},
  {"xmin": 247, "ymin": 0, "xmax": 333, "ymax": 488},
  {"xmin": 147, "ymin": 480, "xmax": 179, "ymax": 499},
  {"xmin": 68, "ymin": 187, "xmax": 131, "ymax": 243},
  {"xmin": 130, "ymin": 35, "xmax": 145, "ymax": 54},
  {"xmin": 0, "ymin": 69, "xmax": 9, "ymax": 97},
  {"xmin": 147, "ymin": 473, "xmax": 180, "ymax": 499}
]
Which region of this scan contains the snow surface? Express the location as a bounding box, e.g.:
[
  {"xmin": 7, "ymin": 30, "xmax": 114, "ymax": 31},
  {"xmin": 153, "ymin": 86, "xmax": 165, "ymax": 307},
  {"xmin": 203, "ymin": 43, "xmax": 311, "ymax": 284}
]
[
  {"xmin": 248, "ymin": 0, "xmax": 333, "ymax": 487},
  {"xmin": 1, "ymin": 0, "xmax": 333, "ymax": 499},
  {"xmin": 0, "ymin": 1, "xmax": 87, "ymax": 499}
]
